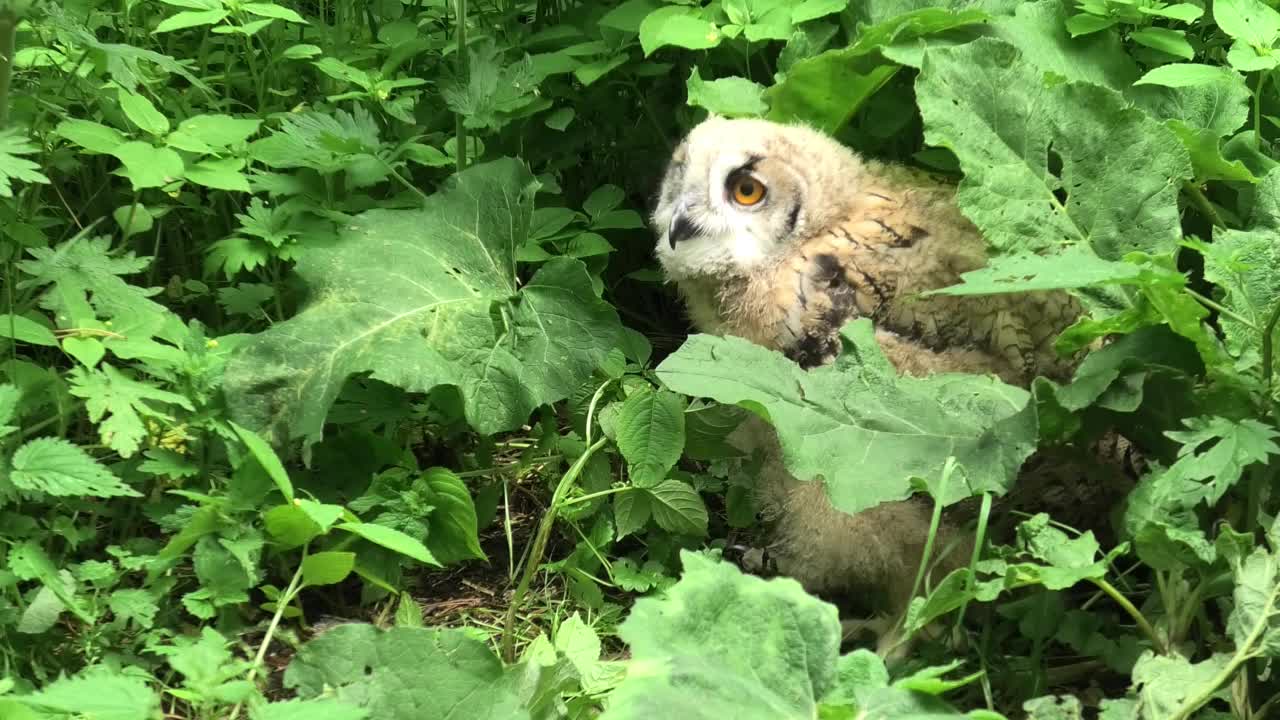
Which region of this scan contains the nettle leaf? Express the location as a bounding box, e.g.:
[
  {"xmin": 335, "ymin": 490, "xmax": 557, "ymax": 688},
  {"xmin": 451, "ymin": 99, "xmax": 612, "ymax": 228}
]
[
  {"xmin": 600, "ymin": 551, "xmax": 841, "ymax": 719},
  {"xmin": 10, "ymin": 437, "xmax": 141, "ymax": 498},
  {"xmin": 285, "ymin": 624, "xmax": 528, "ymax": 719},
  {"xmin": 21, "ymin": 667, "xmax": 160, "ymax": 720},
  {"xmin": 419, "ymin": 468, "xmax": 486, "ymax": 564},
  {"xmin": 646, "ymin": 479, "xmax": 708, "ymax": 536},
  {"xmin": 916, "ymin": 38, "xmax": 1191, "ymax": 258},
  {"xmin": 657, "ymin": 319, "xmax": 1036, "ymax": 513},
  {"xmin": 614, "ymin": 387, "xmax": 686, "ymax": 487},
  {"xmin": 224, "ymin": 159, "xmax": 622, "ymax": 452}
]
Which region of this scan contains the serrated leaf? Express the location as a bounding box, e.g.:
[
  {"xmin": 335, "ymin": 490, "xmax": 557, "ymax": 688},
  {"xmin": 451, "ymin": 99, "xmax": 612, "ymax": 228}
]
[
  {"xmin": 614, "ymin": 490, "xmax": 652, "ymax": 539},
  {"xmin": 420, "ymin": 468, "xmax": 486, "ymax": 564},
  {"xmin": 916, "ymin": 38, "xmax": 1191, "ymax": 258},
  {"xmin": 223, "ymin": 159, "xmax": 622, "ymax": 452},
  {"xmin": 22, "ymin": 667, "xmax": 160, "ymax": 720},
  {"xmin": 0, "ymin": 128, "xmax": 51, "ymax": 198},
  {"xmin": 615, "ymin": 388, "xmax": 686, "ymax": 487},
  {"xmin": 657, "ymin": 319, "xmax": 1036, "ymax": 513},
  {"xmin": 243, "ymin": 2, "xmax": 307, "ymax": 23},
  {"xmin": 69, "ymin": 364, "xmax": 194, "ymax": 458},
  {"xmin": 284, "ymin": 625, "xmax": 527, "ymax": 719},
  {"xmin": 185, "ymin": 157, "xmax": 250, "ymax": 191},
  {"xmin": 646, "ymin": 479, "xmax": 708, "ymax": 536},
  {"xmin": 10, "ymin": 437, "xmax": 141, "ymax": 497}
]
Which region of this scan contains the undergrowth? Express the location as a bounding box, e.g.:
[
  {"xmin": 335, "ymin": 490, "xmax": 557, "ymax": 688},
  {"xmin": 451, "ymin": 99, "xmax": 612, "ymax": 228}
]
[{"xmin": 2, "ymin": 0, "xmax": 1280, "ymax": 718}]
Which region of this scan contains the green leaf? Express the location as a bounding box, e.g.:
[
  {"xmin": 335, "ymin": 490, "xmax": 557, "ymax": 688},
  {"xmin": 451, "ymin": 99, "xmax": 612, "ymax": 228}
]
[
  {"xmin": 108, "ymin": 588, "xmax": 159, "ymax": 628},
  {"xmin": 336, "ymin": 522, "xmax": 441, "ymax": 566},
  {"xmin": 1228, "ymin": 547, "xmax": 1280, "ymax": 656},
  {"xmin": 230, "ymin": 420, "xmax": 295, "ymax": 502},
  {"xmin": 1214, "ymin": 0, "xmax": 1280, "ymax": 47},
  {"xmin": 55, "ymin": 119, "xmax": 128, "ymax": 154},
  {"xmin": 791, "ymin": 0, "xmax": 847, "ymax": 24},
  {"xmin": 420, "ymin": 468, "xmax": 486, "ymax": 564},
  {"xmin": 69, "ymin": 364, "xmax": 194, "ymax": 458},
  {"xmin": 1199, "ymin": 170, "xmax": 1280, "ymax": 375},
  {"xmin": 253, "ymin": 699, "xmax": 369, "ymax": 720},
  {"xmin": 223, "ymin": 159, "xmax": 622, "ymax": 452},
  {"xmin": 113, "ymin": 203, "xmax": 155, "ymax": 239},
  {"xmin": 167, "ymin": 113, "xmax": 261, "ymax": 151},
  {"xmin": 916, "ymin": 38, "xmax": 1191, "ymax": 258},
  {"xmin": 155, "ymin": 8, "xmax": 228, "ymax": 32},
  {"xmin": 118, "ymin": 89, "xmax": 170, "ymax": 135},
  {"xmin": 614, "ymin": 490, "xmax": 652, "ymax": 539},
  {"xmin": 0, "ymin": 313, "xmax": 57, "ymax": 346},
  {"xmin": 1135, "ymin": 63, "xmax": 1241, "ymax": 88},
  {"xmin": 1131, "ymin": 651, "xmax": 1233, "ymax": 719},
  {"xmin": 185, "ymin": 157, "xmax": 251, "ymax": 192},
  {"xmin": 110, "ymin": 142, "xmax": 185, "ymax": 190},
  {"xmin": 284, "ymin": 625, "xmax": 527, "ymax": 719},
  {"xmin": 1130, "ymin": 27, "xmax": 1194, "ymax": 60},
  {"xmin": 10, "ymin": 437, "xmax": 141, "ymax": 498},
  {"xmin": 0, "ymin": 128, "xmax": 50, "ymax": 198},
  {"xmin": 1164, "ymin": 415, "xmax": 1280, "ymax": 505},
  {"xmin": 601, "ymin": 551, "xmax": 840, "ymax": 719},
  {"xmin": 657, "ymin": 319, "xmax": 1036, "ymax": 514},
  {"xmin": 639, "ymin": 6, "xmax": 721, "ymax": 56},
  {"xmin": 926, "ymin": 245, "xmax": 1142, "ymax": 297},
  {"xmin": 22, "ymin": 667, "xmax": 160, "ymax": 720},
  {"xmin": 614, "ymin": 387, "xmax": 686, "ymax": 487},
  {"xmin": 1143, "ymin": 3, "xmax": 1204, "ymax": 23},
  {"xmin": 766, "ymin": 7, "xmax": 986, "ymax": 134},
  {"xmin": 243, "ymin": 2, "xmax": 308, "ymax": 23},
  {"xmin": 685, "ymin": 68, "xmax": 767, "ymax": 118},
  {"xmin": 302, "ymin": 551, "xmax": 356, "ymax": 586},
  {"xmin": 646, "ymin": 479, "xmax": 708, "ymax": 536}
]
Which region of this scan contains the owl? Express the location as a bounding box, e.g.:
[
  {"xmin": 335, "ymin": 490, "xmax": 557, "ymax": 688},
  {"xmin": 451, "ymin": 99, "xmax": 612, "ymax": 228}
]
[{"xmin": 651, "ymin": 116, "xmax": 1092, "ymax": 653}]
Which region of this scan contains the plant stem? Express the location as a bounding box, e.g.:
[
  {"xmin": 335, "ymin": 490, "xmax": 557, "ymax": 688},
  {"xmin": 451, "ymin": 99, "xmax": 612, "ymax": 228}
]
[
  {"xmin": 454, "ymin": 0, "xmax": 468, "ymax": 171},
  {"xmin": 1255, "ymin": 70, "xmax": 1269, "ymax": 145},
  {"xmin": 1089, "ymin": 577, "xmax": 1168, "ymax": 655},
  {"xmin": 227, "ymin": 557, "xmax": 305, "ymax": 720},
  {"xmin": 1186, "ymin": 288, "xmax": 1259, "ymax": 330},
  {"xmin": 0, "ymin": 7, "xmax": 17, "ymax": 129},
  {"xmin": 1260, "ymin": 299, "xmax": 1280, "ymax": 395},
  {"xmin": 1182, "ymin": 181, "xmax": 1225, "ymax": 229},
  {"xmin": 952, "ymin": 492, "xmax": 992, "ymax": 635},
  {"xmin": 499, "ymin": 435, "xmax": 608, "ymax": 663}
]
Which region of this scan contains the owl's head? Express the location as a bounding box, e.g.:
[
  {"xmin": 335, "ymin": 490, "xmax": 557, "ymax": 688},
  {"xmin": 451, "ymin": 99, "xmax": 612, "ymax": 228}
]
[{"xmin": 651, "ymin": 116, "xmax": 864, "ymax": 280}]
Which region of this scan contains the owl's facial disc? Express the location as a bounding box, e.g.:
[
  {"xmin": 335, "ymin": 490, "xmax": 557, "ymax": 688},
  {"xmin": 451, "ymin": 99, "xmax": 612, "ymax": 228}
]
[{"xmin": 653, "ymin": 146, "xmax": 804, "ymax": 281}]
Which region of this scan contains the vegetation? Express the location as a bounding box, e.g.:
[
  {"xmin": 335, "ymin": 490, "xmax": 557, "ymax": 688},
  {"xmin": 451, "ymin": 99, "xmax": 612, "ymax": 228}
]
[{"xmin": 3, "ymin": 0, "xmax": 1280, "ymax": 717}]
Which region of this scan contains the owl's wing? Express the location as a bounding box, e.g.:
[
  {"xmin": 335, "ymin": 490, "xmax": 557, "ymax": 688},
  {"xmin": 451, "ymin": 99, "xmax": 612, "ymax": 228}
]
[{"xmin": 738, "ymin": 169, "xmax": 1082, "ymax": 382}]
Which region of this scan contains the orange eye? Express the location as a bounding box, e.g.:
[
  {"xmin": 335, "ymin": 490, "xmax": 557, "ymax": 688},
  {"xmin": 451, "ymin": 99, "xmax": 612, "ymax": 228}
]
[{"xmin": 730, "ymin": 175, "xmax": 766, "ymax": 206}]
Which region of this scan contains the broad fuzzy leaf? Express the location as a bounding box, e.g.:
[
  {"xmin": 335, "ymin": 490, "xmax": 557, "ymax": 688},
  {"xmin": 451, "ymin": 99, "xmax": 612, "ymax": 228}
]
[
  {"xmin": 916, "ymin": 38, "xmax": 1191, "ymax": 258},
  {"xmin": 10, "ymin": 437, "xmax": 141, "ymax": 498},
  {"xmin": 224, "ymin": 159, "xmax": 622, "ymax": 451},
  {"xmin": 600, "ymin": 551, "xmax": 841, "ymax": 719},
  {"xmin": 657, "ymin": 319, "xmax": 1036, "ymax": 513},
  {"xmin": 284, "ymin": 624, "xmax": 528, "ymax": 719}
]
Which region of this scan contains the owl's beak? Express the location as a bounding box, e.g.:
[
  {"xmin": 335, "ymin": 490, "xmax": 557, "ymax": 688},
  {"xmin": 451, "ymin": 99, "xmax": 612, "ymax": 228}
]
[{"xmin": 668, "ymin": 209, "xmax": 700, "ymax": 249}]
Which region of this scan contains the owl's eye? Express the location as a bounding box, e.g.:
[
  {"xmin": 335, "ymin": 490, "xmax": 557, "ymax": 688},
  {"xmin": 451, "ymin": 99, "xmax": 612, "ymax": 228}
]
[{"xmin": 729, "ymin": 174, "xmax": 767, "ymax": 206}]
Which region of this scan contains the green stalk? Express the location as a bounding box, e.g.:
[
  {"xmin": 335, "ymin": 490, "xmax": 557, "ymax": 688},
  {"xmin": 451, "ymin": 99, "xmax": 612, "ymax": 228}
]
[
  {"xmin": 227, "ymin": 558, "xmax": 306, "ymax": 720},
  {"xmin": 0, "ymin": 6, "xmax": 17, "ymax": 129},
  {"xmin": 500, "ymin": 435, "xmax": 608, "ymax": 662},
  {"xmin": 1089, "ymin": 577, "xmax": 1168, "ymax": 655},
  {"xmin": 454, "ymin": 0, "xmax": 468, "ymax": 171}
]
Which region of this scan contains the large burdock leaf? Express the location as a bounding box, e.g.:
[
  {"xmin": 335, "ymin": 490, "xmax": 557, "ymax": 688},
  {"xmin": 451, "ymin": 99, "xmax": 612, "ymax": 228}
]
[
  {"xmin": 656, "ymin": 319, "xmax": 1036, "ymax": 513},
  {"xmin": 284, "ymin": 624, "xmax": 527, "ymax": 720},
  {"xmin": 915, "ymin": 38, "xmax": 1191, "ymax": 259},
  {"xmin": 599, "ymin": 551, "xmax": 842, "ymax": 719},
  {"xmin": 224, "ymin": 159, "xmax": 622, "ymax": 450}
]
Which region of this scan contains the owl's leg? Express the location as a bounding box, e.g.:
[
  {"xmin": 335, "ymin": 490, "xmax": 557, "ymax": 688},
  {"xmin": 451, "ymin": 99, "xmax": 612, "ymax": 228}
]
[{"xmin": 772, "ymin": 250, "xmax": 864, "ymax": 369}]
